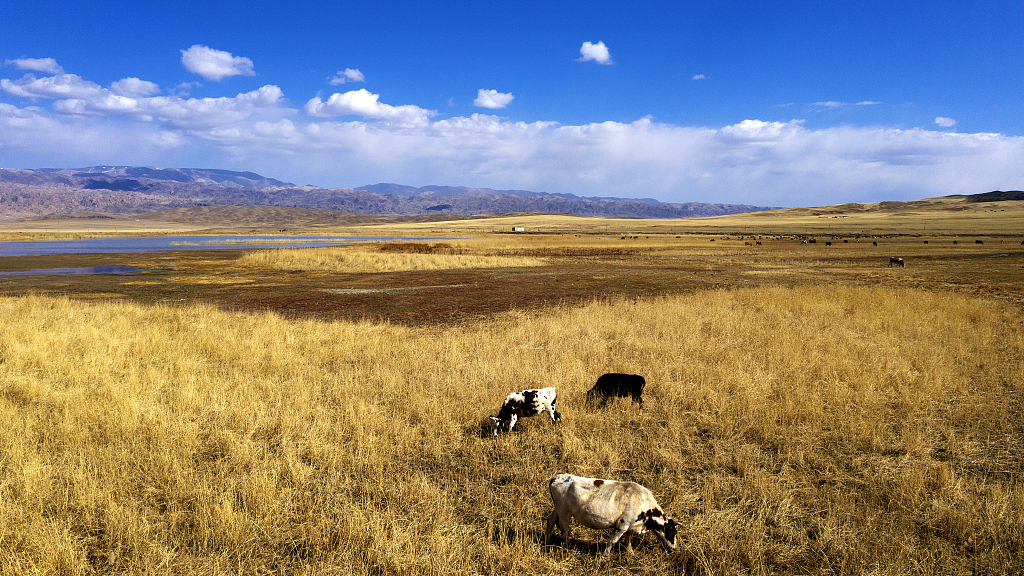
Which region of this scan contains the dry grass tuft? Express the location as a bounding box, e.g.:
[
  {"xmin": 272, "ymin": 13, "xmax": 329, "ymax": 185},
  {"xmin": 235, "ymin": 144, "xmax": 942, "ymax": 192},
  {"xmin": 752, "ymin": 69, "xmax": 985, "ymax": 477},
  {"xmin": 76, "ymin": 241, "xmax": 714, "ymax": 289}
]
[
  {"xmin": 1, "ymin": 286, "xmax": 1021, "ymax": 574},
  {"xmin": 237, "ymin": 242, "xmax": 548, "ymax": 273}
]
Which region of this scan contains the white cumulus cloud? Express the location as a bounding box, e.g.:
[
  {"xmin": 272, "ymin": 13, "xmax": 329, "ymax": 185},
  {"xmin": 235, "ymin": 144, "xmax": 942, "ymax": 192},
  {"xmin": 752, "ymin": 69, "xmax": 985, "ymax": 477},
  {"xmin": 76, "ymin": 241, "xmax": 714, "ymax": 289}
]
[
  {"xmin": 138, "ymin": 85, "xmax": 285, "ymax": 129},
  {"xmin": 180, "ymin": 45, "xmax": 255, "ymax": 81},
  {"xmin": 53, "ymin": 93, "xmax": 140, "ymax": 115},
  {"xmin": 329, "ymin": 68, "xmax": 365, "ymax": 85},
  {"xmin": 577, "ymin": 41, "xmax": 613, "ymax": 65},
  {"xmin": 304, "ymin": 88, "xmax": 436, "ymax": 125},
  {"xmin": 935, "ymin": 117, "xmax": 957, "ymax": 128},
  {"xmin": 110, "ymin": 77, "xmax": 161, "ymax": 97},
  {"xmin": 4, "ymin": 57, "xmax": 64, "ymax": 74},
  {"xmin": 692, "ymin": 74, "xmax": 708, "ymax": 80},
  {"xmin": 473, "ymin": 89, "xmax": 514, "ymax": 109},
  {"xmin": 1, "ymin": 73, "xmax": 104, "ymax": 100},
  {"xmin": 3, "ymin": 67, "xmax": 1023, "ymax": 208},
  {"xmin": 1, "ymin": 67, "xmax": 284, "ymax": 129}
]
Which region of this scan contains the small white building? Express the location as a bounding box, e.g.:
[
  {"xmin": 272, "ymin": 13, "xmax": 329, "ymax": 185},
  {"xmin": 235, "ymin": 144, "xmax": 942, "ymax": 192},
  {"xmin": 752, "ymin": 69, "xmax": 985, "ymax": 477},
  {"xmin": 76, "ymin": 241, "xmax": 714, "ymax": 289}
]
[{"xmin": 512, "ymin": 227, "xmax": 525, "ymax": 232}]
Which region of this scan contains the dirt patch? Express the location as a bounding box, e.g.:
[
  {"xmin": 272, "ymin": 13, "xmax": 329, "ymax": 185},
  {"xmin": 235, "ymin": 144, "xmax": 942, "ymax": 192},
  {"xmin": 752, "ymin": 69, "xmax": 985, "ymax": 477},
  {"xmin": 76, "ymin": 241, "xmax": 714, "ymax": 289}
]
[
  {"xmin": 321, "ymin": 284, "xmax": 471, "ymax": 294},
  {"xmin": 2, "ymin": 242, "xmax": 1022, "ymax": 325}
]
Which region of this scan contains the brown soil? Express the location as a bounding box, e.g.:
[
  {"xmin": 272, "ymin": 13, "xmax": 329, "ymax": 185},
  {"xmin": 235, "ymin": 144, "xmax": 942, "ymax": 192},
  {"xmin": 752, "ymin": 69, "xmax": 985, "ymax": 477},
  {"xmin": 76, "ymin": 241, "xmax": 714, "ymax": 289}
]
[{"xmin": 3, "ymin": 240, "xmax": 1023, "ymax": 326}]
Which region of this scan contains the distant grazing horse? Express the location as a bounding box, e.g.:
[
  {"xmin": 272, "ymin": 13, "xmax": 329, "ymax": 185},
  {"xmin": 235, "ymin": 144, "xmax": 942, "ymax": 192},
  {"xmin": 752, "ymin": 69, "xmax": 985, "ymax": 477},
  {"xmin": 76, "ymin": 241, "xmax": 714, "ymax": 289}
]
[{"xmin": 889, "ymin": 257, "xmax": 905, "ymax": 267}]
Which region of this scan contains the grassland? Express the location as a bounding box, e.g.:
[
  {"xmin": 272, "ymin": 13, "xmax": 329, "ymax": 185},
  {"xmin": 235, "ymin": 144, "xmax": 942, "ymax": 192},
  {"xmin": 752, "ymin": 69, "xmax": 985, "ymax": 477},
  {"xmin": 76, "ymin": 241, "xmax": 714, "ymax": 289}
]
[
  {"xmin": 237, "ymin": 242, "xmax": 548, "ymax": 274},
  {"xmin": 1, "ymin": 196, "xmax": 1023, "ymax": 575},
  {"xmin": 2, "ymin": 286, "xmax": 1022, "ymax": 575}
]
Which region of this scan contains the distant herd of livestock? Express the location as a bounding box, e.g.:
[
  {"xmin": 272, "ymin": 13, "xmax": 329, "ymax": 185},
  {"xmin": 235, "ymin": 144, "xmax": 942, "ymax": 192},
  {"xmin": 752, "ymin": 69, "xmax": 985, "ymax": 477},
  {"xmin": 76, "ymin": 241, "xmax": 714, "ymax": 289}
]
[{"xmin": 487, "ymin": 373, "xmax": 678, "ymax": 555}]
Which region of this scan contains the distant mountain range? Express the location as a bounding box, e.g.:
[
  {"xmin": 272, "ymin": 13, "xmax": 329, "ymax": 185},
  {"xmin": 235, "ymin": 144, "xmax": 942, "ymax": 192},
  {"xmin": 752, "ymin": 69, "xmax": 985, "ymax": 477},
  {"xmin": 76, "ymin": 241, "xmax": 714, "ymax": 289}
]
[
  {"xmin": 0, "ymin": 166, "xmax": 782, "ymax": 219},
  {"xmin": 355, "ymin": 183, "xmax": 662, "ymax": 203}
]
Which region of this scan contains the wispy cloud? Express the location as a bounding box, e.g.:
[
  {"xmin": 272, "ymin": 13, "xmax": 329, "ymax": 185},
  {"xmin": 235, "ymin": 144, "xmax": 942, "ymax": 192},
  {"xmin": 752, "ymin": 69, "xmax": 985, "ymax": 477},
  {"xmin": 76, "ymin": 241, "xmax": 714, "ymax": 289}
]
[
  {"xmin": 813, "ymin": 100, "xmax": 881, "ymax": 109},
  {"xmin": 328, "ymin": 68, "xmax": 365, "ymax": 85},
  {"xmin": 171, "ymin": 82, "xmax": 199, "ymax": 97},
  {"xmin": 935, "ymin": 116, "xmax": 957, "ymax": 128},
  {"xmin": 692, "ymin": 74, "xmax": 707, "ymax": 80},
  {"xmin": 180, "ymin": 45, "xmax": 255, "ymax": 81},
  {"xmin": 577, "ymin": 41, "xmax": 613, "ymax": 65},
  {"xmin": 4, "ymin": 57, "xmax": 64, "ymax": 74},
  {"xmin": 473, "ymin": 89, "xmax": 514, "ymax": 109}
]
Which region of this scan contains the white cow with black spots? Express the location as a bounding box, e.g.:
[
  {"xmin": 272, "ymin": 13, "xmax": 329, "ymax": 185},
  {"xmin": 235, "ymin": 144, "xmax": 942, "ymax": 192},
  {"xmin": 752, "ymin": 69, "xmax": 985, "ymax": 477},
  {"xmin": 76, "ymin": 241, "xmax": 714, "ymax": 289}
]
[
  {"xmin": 489, "ymin": 387, "xmax": 561, "ymax": 436},
  {"xmin": 545, "ymin": 473, "xmax": 678, "ymax": 555}
]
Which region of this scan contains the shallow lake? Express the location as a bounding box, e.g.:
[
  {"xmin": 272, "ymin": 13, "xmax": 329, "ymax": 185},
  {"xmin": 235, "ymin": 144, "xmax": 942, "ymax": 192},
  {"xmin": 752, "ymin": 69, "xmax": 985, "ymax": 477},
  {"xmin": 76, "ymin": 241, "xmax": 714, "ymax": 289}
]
[
  {"xmin": 0, "ymin": 235, "xmax": 432, "ymax": 257},
  {"xmin": 0, "ymin": 266, "xmax": 161, "ymax": 276}
]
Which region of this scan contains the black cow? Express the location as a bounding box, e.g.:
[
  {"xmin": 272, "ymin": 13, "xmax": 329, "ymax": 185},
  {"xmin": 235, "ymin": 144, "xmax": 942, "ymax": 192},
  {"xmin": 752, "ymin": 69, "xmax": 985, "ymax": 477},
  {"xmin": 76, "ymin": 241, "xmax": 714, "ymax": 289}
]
[{"xmin": 587, "ymin": 373, "xmax": 645, "ymax": 408}]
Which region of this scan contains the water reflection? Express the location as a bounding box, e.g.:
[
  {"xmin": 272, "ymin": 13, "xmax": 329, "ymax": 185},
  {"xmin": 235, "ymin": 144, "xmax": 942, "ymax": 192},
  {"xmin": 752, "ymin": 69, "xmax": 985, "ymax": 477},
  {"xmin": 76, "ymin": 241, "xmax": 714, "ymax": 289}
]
[
  {"xmin": 0, "ymin": 235, "xmax": 430, "ymax": 257},
  {"xmin": 0, "ymin": 266, "xmax": 161, "ymax": 276}
]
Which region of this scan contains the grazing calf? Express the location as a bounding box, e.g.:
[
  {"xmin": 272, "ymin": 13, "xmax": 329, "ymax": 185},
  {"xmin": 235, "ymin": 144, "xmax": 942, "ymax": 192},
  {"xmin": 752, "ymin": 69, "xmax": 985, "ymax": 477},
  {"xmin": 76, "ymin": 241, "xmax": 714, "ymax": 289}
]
[
  {"xmin": 545, "ymin": 473, "xmax": 678, "ymax": 555},
  {"xmin": 889, "ymin": 256, "xmax": 905, "ymax": 267},
  {"xmin": 587, "ymin": 373, "xmax": 645, "ymax": 408},
  {"xmin": 489, "ymin": 387, "xmax": 561, "ymax": 436}
]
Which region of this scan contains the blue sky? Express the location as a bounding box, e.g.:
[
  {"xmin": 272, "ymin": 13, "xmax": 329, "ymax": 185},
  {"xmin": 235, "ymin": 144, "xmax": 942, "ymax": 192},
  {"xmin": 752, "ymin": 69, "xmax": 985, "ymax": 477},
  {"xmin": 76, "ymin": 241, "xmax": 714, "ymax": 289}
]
[{"xmin": 2, "ymin": 1, "xmax": 1023, "ymax": 207}]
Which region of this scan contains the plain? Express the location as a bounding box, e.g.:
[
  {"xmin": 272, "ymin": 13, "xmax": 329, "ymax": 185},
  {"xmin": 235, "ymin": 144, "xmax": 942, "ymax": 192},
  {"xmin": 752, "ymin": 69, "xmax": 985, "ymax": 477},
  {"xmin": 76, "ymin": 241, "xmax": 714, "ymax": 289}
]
[{"xmin": 1, "ymin": 198, "xmax": 1022, "ymax": 575}]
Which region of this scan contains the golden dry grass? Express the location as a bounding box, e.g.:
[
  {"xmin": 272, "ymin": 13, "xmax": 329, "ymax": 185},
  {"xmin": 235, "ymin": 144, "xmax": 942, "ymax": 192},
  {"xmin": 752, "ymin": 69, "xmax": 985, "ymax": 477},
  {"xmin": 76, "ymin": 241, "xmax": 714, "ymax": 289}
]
[
  {"xmin": 237, "ymin": 242, "xmax": 548, "ymax": 273},
  {"xmin": 1, "ymin": 285, "xmax": 1022, "ymax": 574}
]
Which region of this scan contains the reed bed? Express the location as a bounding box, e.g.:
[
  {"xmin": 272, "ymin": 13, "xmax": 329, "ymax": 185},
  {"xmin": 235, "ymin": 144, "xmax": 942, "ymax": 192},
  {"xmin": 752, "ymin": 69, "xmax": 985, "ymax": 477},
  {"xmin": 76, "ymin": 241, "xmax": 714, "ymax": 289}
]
[
  {"xmin": 238, "ymin": 242, "xmax": 548, "ymax": 273},
  {"xmin": 1, "ymin": 286, "xmax": 1021, "ymax": 574}
]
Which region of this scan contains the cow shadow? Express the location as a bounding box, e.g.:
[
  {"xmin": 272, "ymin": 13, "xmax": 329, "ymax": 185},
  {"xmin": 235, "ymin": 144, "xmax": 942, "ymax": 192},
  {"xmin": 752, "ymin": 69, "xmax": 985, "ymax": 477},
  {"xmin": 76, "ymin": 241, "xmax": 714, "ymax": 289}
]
[
  {"xmin": 469, "ymin": 417, "xmax": 559, "ymax": 439},
  {"xmin": 488, "ymin": 519, "xmax": 607, "ymax": 555},
  {"xmin": 488, "ymin": 521, "xmax": 555, "ymax": 549},
  {"xmin": 490, "ymin": 517, "xmax": 680, "ymax": 559},
  {"xmin": 540, "ymin": 533, "xmax": 606, "ymax": 555},
  {"xmin": 542, "ymin": 528, "xmax": 678, "ymax": 556},
  {"xmin": 470, "ymin": 420, "xmax": 493, "ymax": 439}
]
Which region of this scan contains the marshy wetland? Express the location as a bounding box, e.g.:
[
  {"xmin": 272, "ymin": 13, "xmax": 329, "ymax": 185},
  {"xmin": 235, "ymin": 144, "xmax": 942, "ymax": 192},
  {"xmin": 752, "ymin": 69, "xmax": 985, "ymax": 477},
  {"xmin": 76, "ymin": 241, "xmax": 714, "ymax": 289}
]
[{"xmin": 1, "ymin": 197, "xmax": 1022, "ymax": 574}]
